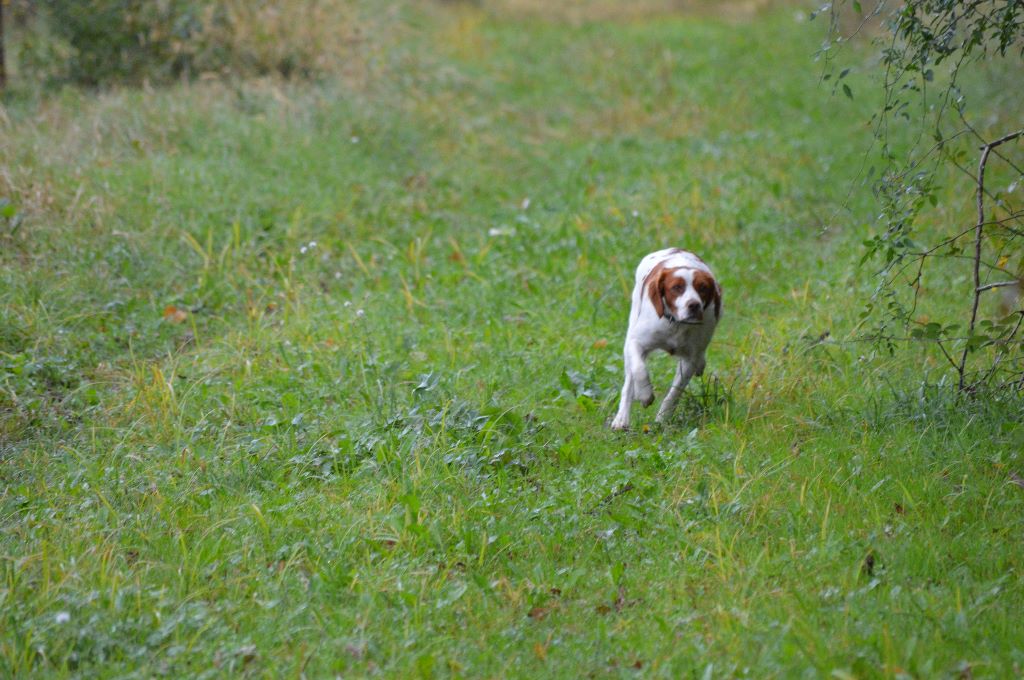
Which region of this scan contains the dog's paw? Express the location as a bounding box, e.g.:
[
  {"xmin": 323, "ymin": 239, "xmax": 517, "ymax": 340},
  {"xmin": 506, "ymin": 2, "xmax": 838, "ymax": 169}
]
[
  {"xmin": 610, "ymin": 415, "xmax": 630, "ymax": 431},
  {"xmin": 634, "ymin": 383, "xmax": 654, "ymax": 407}
]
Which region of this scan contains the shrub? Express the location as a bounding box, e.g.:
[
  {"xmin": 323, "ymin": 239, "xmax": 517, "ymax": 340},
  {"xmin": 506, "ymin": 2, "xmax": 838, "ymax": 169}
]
[
  {"xmin": 190, "ymin": 0, "xmax": 363, "ymax": 80},
  {"xmin": 17, "ymin": 0, "xmax": 367, "ymax": 87},
  {"xmin": 42, "ymin": 0, "xmax": 204, "ymax": 85}
]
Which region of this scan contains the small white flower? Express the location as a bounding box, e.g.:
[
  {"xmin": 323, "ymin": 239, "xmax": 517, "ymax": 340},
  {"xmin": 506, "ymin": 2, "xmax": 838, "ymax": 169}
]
[
  {"xmin": 520, "ymin": 197, "xmax": 531, "ymax": 210},
  {"xmin": 334, "ymin": 271, "xmax": 342, "ymax": 280},
  {"xmin": 308, "ymin": 240, "xmax": 317, "ymax": 248},
  {"xmin": 299, "ymin": 246, "xmax": 308, "ymax": 255},
  {"xmin": 55, "ymin": 612, "xmax": 71, "ymax": 624},
  {"xmin": 631, "ymin": 210, "xmax": 639, "ymax": 217},
  {"xmin": 351, "ymin": 136, "xmax": 360, "ymax": 144},
  {"xmin": 344, "ymin": 300, "xmax": 352, "ymax": 307},
  {"xmin": 355, "ymin": 309, "xmax": 365, "ymax": 318}
]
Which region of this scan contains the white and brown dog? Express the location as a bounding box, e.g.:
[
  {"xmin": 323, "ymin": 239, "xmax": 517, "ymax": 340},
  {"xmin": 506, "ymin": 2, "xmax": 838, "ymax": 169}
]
[{"xmin": 610, "ymin": 248, "xmax": 722, "ymax": 430}]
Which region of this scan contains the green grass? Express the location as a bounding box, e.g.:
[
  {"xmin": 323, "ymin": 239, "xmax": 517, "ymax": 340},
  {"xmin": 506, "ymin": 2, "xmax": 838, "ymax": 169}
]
[{"xmin": 3, "ymin": 4, "xmax": 1024, "ymax": 678}]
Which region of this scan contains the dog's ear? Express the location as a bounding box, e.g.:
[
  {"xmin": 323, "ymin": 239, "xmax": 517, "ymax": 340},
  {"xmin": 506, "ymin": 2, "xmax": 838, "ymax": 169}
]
[
  {"xmin": 693, "ymin": 270, "xmax": 722, "ymax": 319},
  {"xmin": 644, "ymin": 263, "xmax": 666, "ymax": 318}
]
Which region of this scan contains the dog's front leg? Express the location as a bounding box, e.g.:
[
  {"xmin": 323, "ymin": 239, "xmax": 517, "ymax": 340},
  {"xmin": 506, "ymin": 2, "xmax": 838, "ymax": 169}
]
[
  {"xmin": 610, "ymin": 373, "xmax": 633, "ymax": 431},
  {"xmin": 611, "ymin": 343, "xmax": 636, "ymax": 430},
  {"xmin": 611, "ymin": 341, "xmax": 651, "ymax": 430},
  {"xmin": 655, "ymin": 359, "xmax": 696, "ymax": 424}
]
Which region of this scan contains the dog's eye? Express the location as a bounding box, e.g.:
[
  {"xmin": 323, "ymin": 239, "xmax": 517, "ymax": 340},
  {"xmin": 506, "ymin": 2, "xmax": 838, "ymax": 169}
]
[{"xmin": 671, "ymin": 285, "xmax": 685, "ymax": 293}]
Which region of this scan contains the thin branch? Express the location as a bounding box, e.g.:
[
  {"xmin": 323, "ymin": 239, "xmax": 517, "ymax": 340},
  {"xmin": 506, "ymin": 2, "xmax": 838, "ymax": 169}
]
[
  {"xmin": 955, "ymin": 108, "xmax": 1024, "ymax": 216},
  {"xmin": 974, "ymin": 311, "xmax": 1024, "ymax": 390},
  {"xmin": 935, "ymin": 338, "xmax": 961, "ymax": 371},
  {"xmin": 914, "ymin": 213, "xmax": 1024, "ymax": 254},
  {"xmin": 980, "ymin": 212, "xmax": 1024, "ymax": 231},
  {"xmin": 958, "ymin": 129, "xmax": 1024, "ymax": 391},
  {"xmin": 945, "ymin": 253, "xmax": 1019, "ymax": 277},
  {"xmin": 879, "ymin": 237, "xmax": 1019, "ymax": 292},
  {"xmin": 990, "ymin": 146, "xmax": 1024, "ymax": 181},
  {"xmin": 976, "ymin": 281, "xmax": 1020, "ymax": 293},
  {"xmin": 942, "ymin": 140, "xmax": 1024, "ymax": 221},
  {"xmin": 983, "ymin": 130, "xmax": 1024, "ymax": 155}
]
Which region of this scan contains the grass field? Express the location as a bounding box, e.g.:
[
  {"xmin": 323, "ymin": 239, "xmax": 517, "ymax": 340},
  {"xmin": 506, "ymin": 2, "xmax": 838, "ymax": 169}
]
[{"xmin": 2, "ymin": 3, "xmax": 1024, "ymax": 677}]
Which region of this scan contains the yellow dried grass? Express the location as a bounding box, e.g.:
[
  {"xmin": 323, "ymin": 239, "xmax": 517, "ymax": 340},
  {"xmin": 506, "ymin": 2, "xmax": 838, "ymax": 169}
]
[{"xmin": 188, "ymin": 0, "xmax": 367, "ymax": 80}]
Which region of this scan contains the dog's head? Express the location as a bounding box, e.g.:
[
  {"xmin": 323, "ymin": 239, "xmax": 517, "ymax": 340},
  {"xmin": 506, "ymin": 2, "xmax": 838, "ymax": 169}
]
[{"xmin": 644, "ymin": 264, "xmax": 721, "ymax": 324}]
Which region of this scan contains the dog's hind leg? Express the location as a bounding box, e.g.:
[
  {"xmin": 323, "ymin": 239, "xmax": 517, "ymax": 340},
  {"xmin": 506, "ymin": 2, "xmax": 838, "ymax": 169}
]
[{"xmin": 656, "ymin": 359, "xmax": 696, "ymax": 424}]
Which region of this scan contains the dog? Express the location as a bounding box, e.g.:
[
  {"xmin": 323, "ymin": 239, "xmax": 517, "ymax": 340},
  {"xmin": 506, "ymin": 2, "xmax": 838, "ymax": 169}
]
[{"xmin": 610, "ymin": 248, "xmax": 722, "ymax": 430}]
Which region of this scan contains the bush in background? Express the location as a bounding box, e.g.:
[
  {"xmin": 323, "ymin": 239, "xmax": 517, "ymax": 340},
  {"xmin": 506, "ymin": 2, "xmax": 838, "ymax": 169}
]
[
  {"xmin": 8, "ymin": 0, "xmax": 367, "ymax": 87},
  {"xmin": 42, "ymin": 0, "xmax": 202, "ymax": 85},
  {"xmin": 191, "ymin": 0, "xmax": 363, "ymax": 80}
]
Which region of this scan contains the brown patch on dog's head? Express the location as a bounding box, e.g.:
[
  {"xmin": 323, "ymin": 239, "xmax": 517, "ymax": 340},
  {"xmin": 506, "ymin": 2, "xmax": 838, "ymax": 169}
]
[{"xmin": 692, "ymin": 269, "xmax": 722, "ymax": 319}]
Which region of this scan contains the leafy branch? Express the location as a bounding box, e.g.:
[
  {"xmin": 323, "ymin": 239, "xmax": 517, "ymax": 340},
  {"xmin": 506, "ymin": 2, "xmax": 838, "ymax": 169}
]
[{"xmin": 820, "ymin": 0, "xmax": 1024, "ymax": 392}]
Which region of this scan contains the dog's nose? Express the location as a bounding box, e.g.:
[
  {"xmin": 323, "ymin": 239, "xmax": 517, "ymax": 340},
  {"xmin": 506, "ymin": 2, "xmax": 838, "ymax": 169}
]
[{"xmin": 686, "ymin": 301, "xmax": 702, "ymax": 316}]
